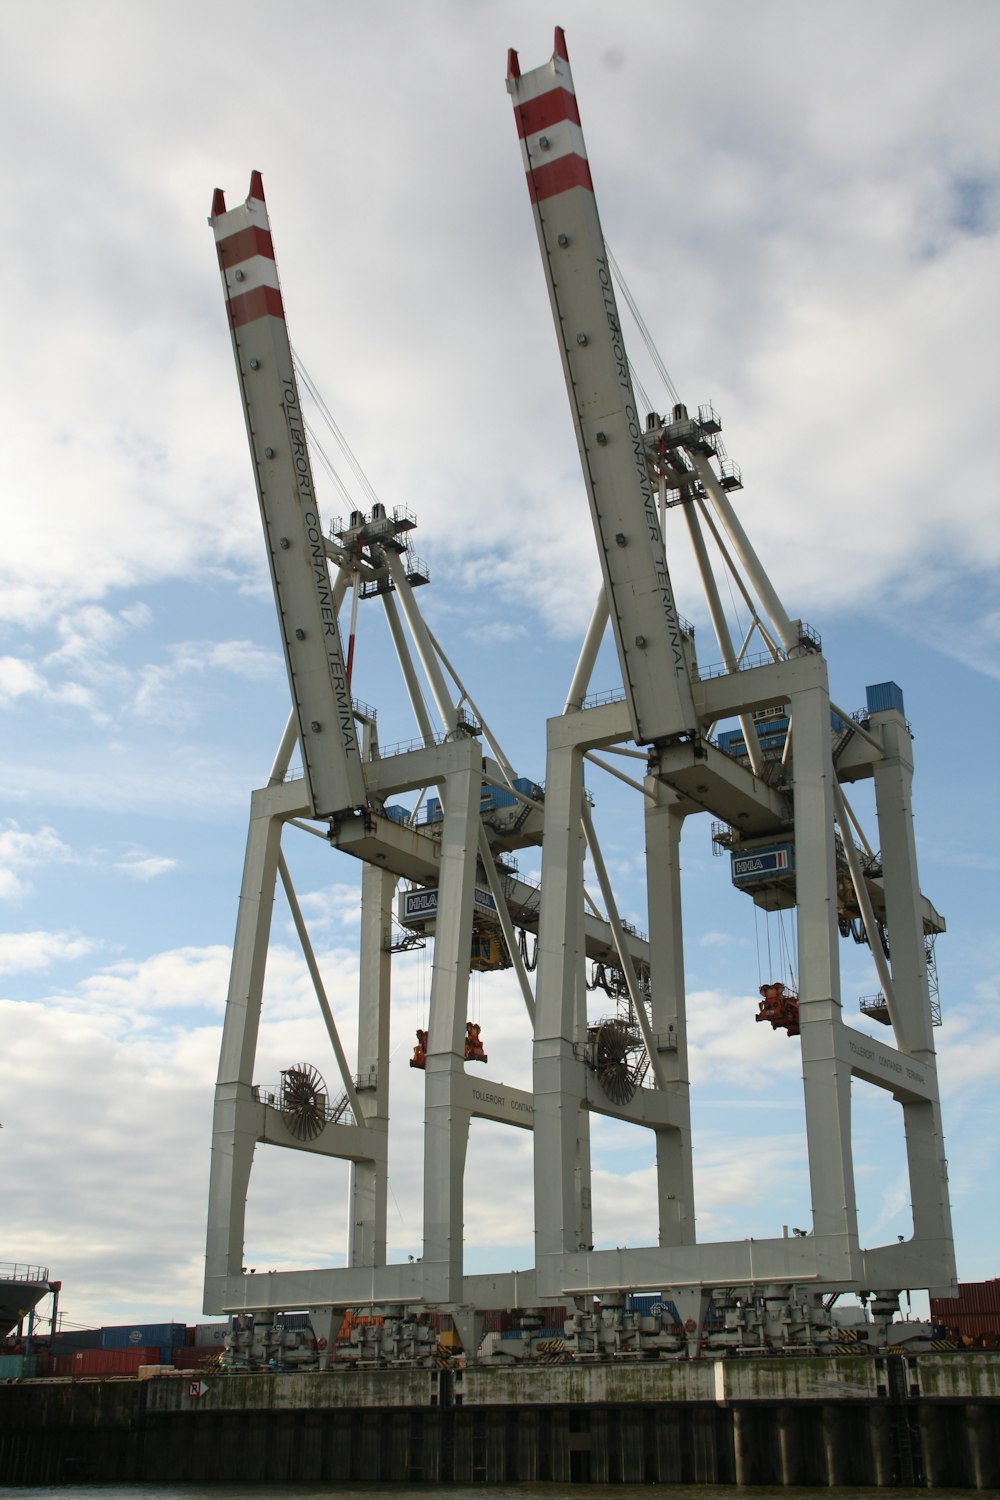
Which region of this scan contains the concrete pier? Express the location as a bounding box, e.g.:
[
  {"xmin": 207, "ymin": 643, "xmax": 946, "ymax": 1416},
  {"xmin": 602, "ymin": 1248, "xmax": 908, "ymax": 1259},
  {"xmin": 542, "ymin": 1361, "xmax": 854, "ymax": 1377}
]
[{"xmin": 1, "ymin": 1353, "xmax": 998, "ymax": 1488}]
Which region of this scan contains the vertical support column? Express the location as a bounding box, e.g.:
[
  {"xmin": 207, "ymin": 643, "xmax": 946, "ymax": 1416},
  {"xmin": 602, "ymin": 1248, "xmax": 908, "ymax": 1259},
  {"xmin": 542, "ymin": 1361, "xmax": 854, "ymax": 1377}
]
[
  {"xmin": 421, "ymin": 742, "xmax": 482, "ymax": 1302},
  {"xmin": 870, "ymin": 705, "xmax": 931, "ymax": 1056},
  {"xmin": 349, "ymin": 862, "xmax": 397, "ymax": 1268},
  {"xmin": 574, "ymin": 906, "xmax": 594, "ymax": 1255},
  {"xmin": 533, "ymin": 719, "xmax": 588, "ymax": 1288},
  {"xmin": 790, "ymin": 667, "xmax": 859, "ymax": 1275},
  {"xmin": 645, "ymin": 785, "xmax": 696, "ymax": 1245},
  {"xmin": 870, "ymin": 702, "xmax": 954, "ymax": 1277},
  {"xmin": 205, "ymin": 784, "xmax": 305, "ymax": 1310}
]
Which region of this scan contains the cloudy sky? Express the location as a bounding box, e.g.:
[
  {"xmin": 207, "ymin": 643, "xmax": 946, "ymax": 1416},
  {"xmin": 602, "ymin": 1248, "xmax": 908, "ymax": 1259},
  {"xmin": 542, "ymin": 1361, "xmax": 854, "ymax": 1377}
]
[{"xmin": 2, "ymin": 0, "xmax": 998, "ymax": 1331}]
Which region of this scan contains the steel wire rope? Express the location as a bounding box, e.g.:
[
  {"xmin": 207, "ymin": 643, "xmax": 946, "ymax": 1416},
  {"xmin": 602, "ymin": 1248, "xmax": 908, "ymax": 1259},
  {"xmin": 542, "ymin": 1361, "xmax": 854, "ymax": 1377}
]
[
  {"xmin": 610, "ymin": 246, "xmax": 778, "ymax": 680},
  {"xmin": 606, "ymin": 243, "xmax": 682, "ymax": 408},
  {"xmin": 628, "ymin": 361, "xmax": 654, "ymax": 423},
  {"xmin": 293, "ymin": 350, "xmax": 381, "ymax": 511},
  {"xmin": 301, "ymin": 417, "xmax": 354, "ymax": 511},
  {"xmin": 721, "ymin": 539, "xmax": 750, "ymax": 661},
  {"xmin": 778, "ymin": 907, "xmax": 798, "ymax": 993},
  {"xmin": 386, "ymin": 1175, "xmax": 409, "ymax": 1232}
]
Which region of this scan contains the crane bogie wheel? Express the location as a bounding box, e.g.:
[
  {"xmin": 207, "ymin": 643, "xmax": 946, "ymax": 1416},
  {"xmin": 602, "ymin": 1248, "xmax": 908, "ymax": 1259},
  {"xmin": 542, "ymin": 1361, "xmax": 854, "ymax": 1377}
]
[{"xmin": 280, "ymin": 1062, "xmax": 329, "ymax": 1141}]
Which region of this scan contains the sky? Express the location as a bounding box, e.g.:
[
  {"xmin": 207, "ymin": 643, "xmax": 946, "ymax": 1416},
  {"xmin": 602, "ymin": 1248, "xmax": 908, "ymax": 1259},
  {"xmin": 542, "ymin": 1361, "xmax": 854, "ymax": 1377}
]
[{"xmin": 1, "ymin": 0, "xmax": 998, "ymax": 1332}]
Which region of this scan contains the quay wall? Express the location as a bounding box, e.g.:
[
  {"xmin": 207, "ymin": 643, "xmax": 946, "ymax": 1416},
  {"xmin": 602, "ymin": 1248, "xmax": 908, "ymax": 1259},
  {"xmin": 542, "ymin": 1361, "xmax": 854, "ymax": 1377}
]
[{"xmin": 1, "ymin": 1353, "xmax": 999, "ymax": 1488}]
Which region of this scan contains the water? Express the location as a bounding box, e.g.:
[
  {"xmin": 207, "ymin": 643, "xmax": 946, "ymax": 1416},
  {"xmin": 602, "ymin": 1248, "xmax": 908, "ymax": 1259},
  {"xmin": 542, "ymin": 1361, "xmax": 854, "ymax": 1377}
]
[{"xmin": 0, "ymin": 1487, "xmax": 985, "ymax": 1499}]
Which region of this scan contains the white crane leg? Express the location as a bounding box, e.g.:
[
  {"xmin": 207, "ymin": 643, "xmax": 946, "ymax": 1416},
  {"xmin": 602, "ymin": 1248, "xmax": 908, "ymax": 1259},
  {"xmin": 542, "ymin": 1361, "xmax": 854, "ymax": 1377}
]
[
  {"xmin": 533, "ymin": 730, "xmax": 589, "ymax": 1289},
  {"xmin": 790, "ymin": 675, "xmax": 860, "ymax": 1277},
  {"xmin": 870, "ymin": 708, "xmax": 934, "ymax": 1058},
  {"xmin": 205, "ymin": 784, "xmax": 305, "ymax": 1309},
  {"xmin": 348, "ymin": 863, "xmax": 396, "ymax": 1269},
  {"xmin": 869, "ymin": 704, "xmax": 955, "ymax": 1276},
  {"xmin": 645, "ymin": 789, "xmax": 696, "ymax": 1246},
  {"xmin": 421, "ymin": 744, "xmax": 482, "ymax": 1302}
]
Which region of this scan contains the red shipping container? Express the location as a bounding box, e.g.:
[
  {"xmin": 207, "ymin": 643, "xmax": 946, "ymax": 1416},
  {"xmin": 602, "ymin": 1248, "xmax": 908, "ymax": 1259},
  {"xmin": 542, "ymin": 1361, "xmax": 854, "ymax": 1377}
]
[
  {"xmin": 171, "ymin": 1347, "xmax": 221, "ymax": 1369},
  {"xmin": 933, "ymin": 1280, "xmax": 1000, "ymax": 1318},
  {"xmin": 932, "ymin": 1284, "xmax": 1000, "ymax": 1321},
  {"xmin": 942, "ymin": 1314, "xmax": 1000, "ymax": 1338},
  {"xmin": 71, "ymin": 1347, "xmax": 161, "ymax": 1376}
]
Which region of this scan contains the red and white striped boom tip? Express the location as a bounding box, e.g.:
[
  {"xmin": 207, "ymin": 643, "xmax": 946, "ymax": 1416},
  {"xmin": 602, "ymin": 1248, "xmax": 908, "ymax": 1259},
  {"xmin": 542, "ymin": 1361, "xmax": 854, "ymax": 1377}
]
[
  {"xmin": 210, "ymin": 172, "xmax": 283, "ymax": 330},
  {"xmin": 209, "ymin": 170, "xmax": 266, "ymax": 220},
  {"xmin": 508, "ymin": 27, "xmax": 592, "ymax": 207},
  {"xmin": 507, "ymin": 24, "xmax": 569, "ymax": 81}
]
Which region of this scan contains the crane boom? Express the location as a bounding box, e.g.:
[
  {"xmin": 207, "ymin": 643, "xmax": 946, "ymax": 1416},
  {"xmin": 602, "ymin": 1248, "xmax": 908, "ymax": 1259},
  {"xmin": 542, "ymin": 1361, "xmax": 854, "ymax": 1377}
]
[
  {"xmin": 210, "ymin": 173, "xmax": 366, "ymax": 817},
  {"xmin": 507, "ymin": 29, "xmax": 696, "ymax": 744}
]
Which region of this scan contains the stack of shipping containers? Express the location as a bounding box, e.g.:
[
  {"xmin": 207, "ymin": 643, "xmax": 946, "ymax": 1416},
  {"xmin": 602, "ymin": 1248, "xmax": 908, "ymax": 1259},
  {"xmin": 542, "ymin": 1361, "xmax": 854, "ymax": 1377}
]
[{"xmin": 931, "ymin": 1280, "xmax": 1000, "ymax": 1344}]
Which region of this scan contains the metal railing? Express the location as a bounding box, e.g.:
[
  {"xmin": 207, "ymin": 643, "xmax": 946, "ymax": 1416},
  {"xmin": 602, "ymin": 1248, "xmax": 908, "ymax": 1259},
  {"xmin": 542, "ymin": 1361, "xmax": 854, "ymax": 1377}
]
[{"xmin": 0, "ymin": 1263, "xmax": 50, "ymax": 1284}]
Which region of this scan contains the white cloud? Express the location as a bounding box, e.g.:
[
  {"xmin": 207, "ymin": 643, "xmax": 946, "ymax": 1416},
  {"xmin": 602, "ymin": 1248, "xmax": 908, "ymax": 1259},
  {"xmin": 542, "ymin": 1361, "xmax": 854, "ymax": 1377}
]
[
  {"xmin": 0, "ymin": 656, "xmax": 46, "ymax": 703},
  {"xmin": 295, "ymin": 881, "xmax": 365, "ymax": 934},
  {"xmin": 700, "ymin": 930, "xmax": 751, "ymax": 950},
  {"xmin": 687, "ymin": 987, "xmax": 803, "ymax": 1089},
  {"xmin": 74, "ymin": 946, "xmax": 234, "ymax": 1021},
  {"xmin": 0, "ymin": 2, "xmax": 995, "ymax": 666},
  {"xmin": 0, "ymin": 930, "xmax": 95, "ymax": 975},
  {"xmin": 936, "ymin": 1006, "xmax": 1000, "ymax": 1096},
  {"xmin": 46, "ymin": 605, "xmax": 128, "ymax": 666},
  {"xmin": 114, "ymin": 852, "xmax": 179, "ymax": 881},
  {"xmin": 0, "ymin": 822, "xmax": 75, "ymax": 901},
  {"xmin": 0, "ymin": 655, "xmax": 104, "ymax": 720},
  {"xmin": 133, "ymin": 639, "xmax": 280, "ymax": 723}
]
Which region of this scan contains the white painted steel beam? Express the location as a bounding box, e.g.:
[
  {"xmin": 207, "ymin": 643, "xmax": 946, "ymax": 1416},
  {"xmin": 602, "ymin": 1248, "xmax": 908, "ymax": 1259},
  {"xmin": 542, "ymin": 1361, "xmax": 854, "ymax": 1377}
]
[
  {"xmin": 533, "ymin": 727, "xmax": 591, "ymax": 1276},
  {"xmin": 277, "ymin": 851, "xmax": 365, "ymax": 1125},
  {"xmin": 508, "ymin": 32, "xmax": 696, "ymax": 744},
  {"xmin": 205, "ymin": 780, "xmax": 309, "ymax": 1309},
  {"xmin": 789, "ymin": 676, "xmax": 860, "ymax": 1277},
  {"xmin": 645, "ymin": 785, "xmax": 696, "ymax": 1248},
  {"xmin": 420, "ymin": 739, "xmax": 482, "ymax": 1302},
  {"xmin": 210, "ymin": 178, "xmax": 366, "ymax": 817},
  {"xmin": 348, "ymin": 863, "xmax": 395, "ymax": 1269},
  {"xmin": 868, "ymin": 697, "xmax": 955, "ymax": 1287}
]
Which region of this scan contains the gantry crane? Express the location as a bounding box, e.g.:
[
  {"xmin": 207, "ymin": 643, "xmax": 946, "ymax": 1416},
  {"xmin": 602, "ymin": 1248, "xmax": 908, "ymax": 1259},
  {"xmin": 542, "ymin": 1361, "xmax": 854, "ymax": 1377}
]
[
  {"xmin": 202, "ymin": 31, "xmax": 954, "ymax": 1362},
  {"xmin": 205, "ymin": 174, "xmax": 654, "ymax": 1353},
  {"xmin": 508, "ymin": 28, "xmax": 954, "ymax": 1327}
]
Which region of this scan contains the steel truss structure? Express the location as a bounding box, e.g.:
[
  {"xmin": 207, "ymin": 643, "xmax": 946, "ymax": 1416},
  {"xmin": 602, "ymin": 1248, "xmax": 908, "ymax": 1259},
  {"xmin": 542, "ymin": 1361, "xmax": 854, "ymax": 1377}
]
[{"xmin": 203, "ymin": 34, "xmax": 955, "ymax": 1355}]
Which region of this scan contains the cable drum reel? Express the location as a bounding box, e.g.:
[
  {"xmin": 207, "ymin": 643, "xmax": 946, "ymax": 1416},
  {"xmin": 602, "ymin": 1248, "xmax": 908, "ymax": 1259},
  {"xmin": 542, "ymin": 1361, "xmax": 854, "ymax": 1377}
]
[
  {"xmin": 280, "ymin": 1063, "xmax": 330, "ymax": 1140},
  {"xmin": 586, "ymin": 1017, "xmax": 647, "ymax": 1105}
]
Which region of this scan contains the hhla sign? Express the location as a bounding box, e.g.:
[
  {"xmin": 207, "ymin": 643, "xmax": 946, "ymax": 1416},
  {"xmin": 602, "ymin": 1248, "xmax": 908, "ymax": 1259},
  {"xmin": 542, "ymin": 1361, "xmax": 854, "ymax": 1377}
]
[
  {"xmin": 399, "ymin": 886, "xmax": 497, "ymax": 930},
  {"xmin": 731, "ymin": 844, "xmax": 795, "ymax": 882}
]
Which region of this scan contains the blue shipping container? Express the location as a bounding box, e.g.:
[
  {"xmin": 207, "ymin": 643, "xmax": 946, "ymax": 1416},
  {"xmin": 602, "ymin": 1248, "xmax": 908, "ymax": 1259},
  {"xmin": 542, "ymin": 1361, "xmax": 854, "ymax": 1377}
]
[
  {"xmin": 52, "ymin": 1328, "xmax": 103, "ymax": 1351},
  {"xmin": 625, "ymin": 1294, "xmax": 661, "ymax": 1315},
  {"xmin": 101, "ymin": 1322, "xmax": 187, "ymax": 1350},
  {"xmin": 482, "ymin": 787, "xmax": 517, "ymax": 811},
  {"xmin": 866, "ymin": 681, "xmax": 905, "ymax": 716}
]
